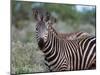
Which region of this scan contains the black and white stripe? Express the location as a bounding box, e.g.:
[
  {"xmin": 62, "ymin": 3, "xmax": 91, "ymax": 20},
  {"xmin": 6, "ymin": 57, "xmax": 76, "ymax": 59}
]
[
  {"xmin": 36, "ymin": 25, "xmax": 96, "ymax": 71},
  {"xmin": 33, "ymin": 8, "xmax": 96, "ymax": 71}
]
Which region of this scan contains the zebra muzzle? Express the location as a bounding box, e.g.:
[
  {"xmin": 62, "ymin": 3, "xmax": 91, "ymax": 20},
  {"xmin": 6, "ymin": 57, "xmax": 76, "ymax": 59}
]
[{"xmin": 38, "ymin": 38, "xmax": 45, "ymax": 50}]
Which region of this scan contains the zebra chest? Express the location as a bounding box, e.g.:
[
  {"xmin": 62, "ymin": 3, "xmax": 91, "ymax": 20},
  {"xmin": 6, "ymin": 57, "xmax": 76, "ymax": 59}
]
[{"xmin": 44, "ymin": 53, "xmax": 70, "ymax": 71}]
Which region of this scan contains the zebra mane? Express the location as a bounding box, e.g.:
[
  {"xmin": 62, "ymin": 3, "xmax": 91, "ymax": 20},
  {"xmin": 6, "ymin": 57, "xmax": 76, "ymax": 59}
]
[{"xmin": 48, "ymin": 24, "xmax": 58, "ymax": 36}]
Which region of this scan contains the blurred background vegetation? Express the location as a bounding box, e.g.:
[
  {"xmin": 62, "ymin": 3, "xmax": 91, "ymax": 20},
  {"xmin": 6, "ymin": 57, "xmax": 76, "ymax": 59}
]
[{"xmin": 11, "ymin": 0, "xmax": 96, "ymax": 74}]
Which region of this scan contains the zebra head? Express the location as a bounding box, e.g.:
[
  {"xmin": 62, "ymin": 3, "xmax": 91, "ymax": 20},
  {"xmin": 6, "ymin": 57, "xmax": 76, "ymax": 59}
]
[{"xmin": 33, "ymin": 8, "xmax": 56, "ymax": 49}]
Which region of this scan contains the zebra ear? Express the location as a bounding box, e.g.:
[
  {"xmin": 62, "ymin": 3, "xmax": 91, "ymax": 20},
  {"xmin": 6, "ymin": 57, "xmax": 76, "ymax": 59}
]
[
  {"xmin": 43, "ymin": 11, "xmax": 51, "ymax": 22},
  {"xmin": 32, "ymin": 8, "xmax": 42, "ymax": 21},
  {"xmin": 51, "ymin": 17, "xmax": 57, "ymax": 24},
  {"xmin": 48, "ymin": 16, "xmax": 57, "ymax": 26}
]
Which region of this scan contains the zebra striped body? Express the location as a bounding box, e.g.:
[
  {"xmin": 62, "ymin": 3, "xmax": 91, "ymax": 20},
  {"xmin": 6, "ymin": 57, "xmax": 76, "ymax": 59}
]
[
  {"xmin": 33, "ymin": 8, "xmax": 96, "ymax": 71},
  {"xmin": 42, "ymin": 25, "xmax": 96, "ymax": 71}
]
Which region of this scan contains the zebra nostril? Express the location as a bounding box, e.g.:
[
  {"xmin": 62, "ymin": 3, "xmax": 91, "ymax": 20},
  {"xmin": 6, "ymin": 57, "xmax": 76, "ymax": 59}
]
[
  {"xmin": 36, "ymin": 27, "xmax": 38, "ymax": 30},
  {"xmin": 38, "ymin": 38, "xmax": 45, "ymax": 50}
]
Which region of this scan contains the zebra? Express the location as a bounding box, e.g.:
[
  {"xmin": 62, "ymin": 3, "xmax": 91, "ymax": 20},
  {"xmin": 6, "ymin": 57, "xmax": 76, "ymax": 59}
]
[{"xmin": 32, "ymin": 8, "xmax": 96, "ymax": 71}]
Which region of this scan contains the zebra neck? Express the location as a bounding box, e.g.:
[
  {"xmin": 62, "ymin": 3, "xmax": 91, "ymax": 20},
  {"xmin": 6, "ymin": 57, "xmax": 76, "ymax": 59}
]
[
  {"xmin": 48, "ymin": 25, "xmax": 58, "ymax": 36},
  {"xmin": 43, "ymin": 29, "xmax": 58, "ymax": 62}
]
